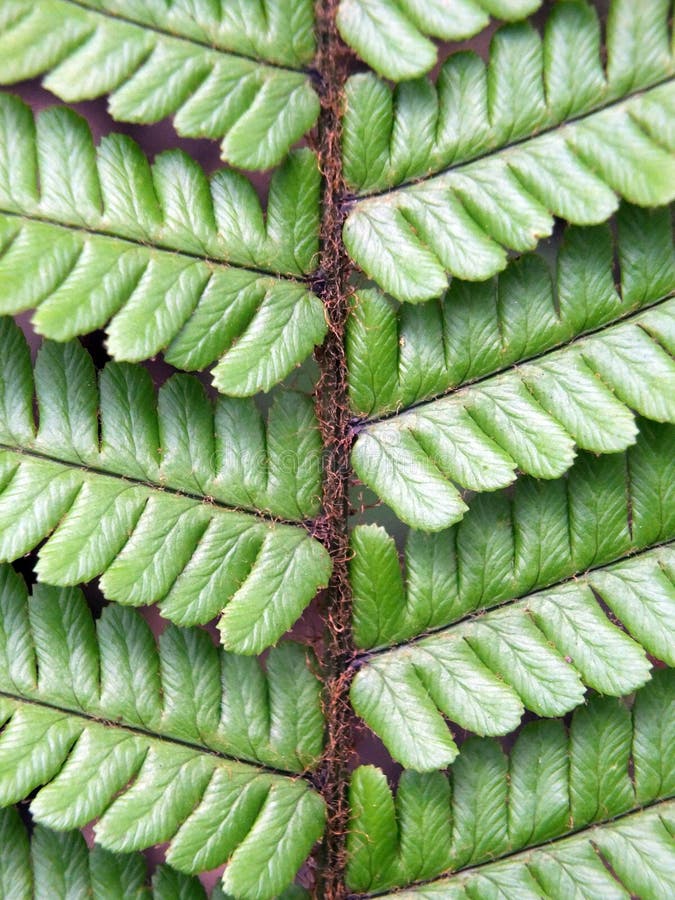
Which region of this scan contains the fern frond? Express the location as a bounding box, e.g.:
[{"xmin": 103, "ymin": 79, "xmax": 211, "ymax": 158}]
[
  {"xmin": 343, "ymin": 0, "xmax": 673, "ymax": 193},
  {"xmin": 0, "ymin": 805, "xmax": 261, "ymax": 899},
  {"xmin": 350, "ymin": 422, "xmax": 674, "ymax": 768},
  {"xmin": 0, "ymin": 566, "xmax": 325, "ymax": 771},
  {"xmin": 351, "ymin": 544, "xmax": 674, "ymax": 769},
  {"xmin": 344, "ymin": 83, "xmax": 675, "ymax": 301},
  {"xmin": 352, "ymin": 298, "xmax": 675, "ymax": 529},
  {"xmin": 0, "ymin": 94, "xmax": 326, "ymax": 396},
  {"xmin": 347, "ymin": 671, "xmax": 674, "ymax": 893},
  {"xmin": 0, "ymin": 567, "xmax": 325, "ymax": 898},
  {"xmin": 2, "ymin": 2, "xmax": 674, "ymax": 894},
  {"xmin": 1, "ymin": 803, "xmax": 313, "ymax": 899},
  {"xmin": 0, "ymin": 320, "xmax": 331, "ymax": 654},
  {"xmin": 0, "ymin": 0, "xmax": 320, "ymax": 169},
  {"xmin": 351, "ymin": 421, "xmax": 674, "ymax": 649},
  {"xmin": 337, "ymin": 0, "xmax": 542, "ymax": 81},
  {"xmin": 341, "ymin": 0, "xmax": 674, "ymax": 301},
  {"xmin": 348, "ymin": 204, "xmax": 674, "ymax": 417}
]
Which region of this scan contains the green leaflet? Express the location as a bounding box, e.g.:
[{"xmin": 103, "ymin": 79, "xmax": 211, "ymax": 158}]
[
  {"xmin": 351, "ymin": 544, "xmax": 675, "ymax": 769},
  {"xmin": 0, "ymin": 568, "xmax": 325, "ymax": 899},
  {"xmin": 344, "ymin": 82, "xmax": 675, "ymax": 301},
  {"xmin": 0, "ymin": 319, "xmax": 331, "ymax": 654},
  {"xmin": 0, "ymin": 807, "xmax": 308, "ymax": 900},
  {"xmin": 0, "ymin": 0, "xmax": 320, "ymax": 169},
  {"xmin": 352, "ymin": 301, "xmax": 675, "ymax": 530},
  {"xmin": 0, "ymin": 804, "xmax": 286, "ymax": 899},
  {"xmin": 68, "ymin": 0, "xmax": 316, "ymax": 66},
  {"xmin": 370, "ymin": 809, "xmax": 675, "ymax": 900},
  {"xmin": 337, "ymin": 0, "xmax": 542, "ymax": 81},
  {"xmin": 0, "ymin": 566, "xmax": 325, "ymax": 771},
  {"xmin": 343, "ymin": 0, "xmax": 674, "ymax": 193},
  {"xmin": 0, "ymin": 94, "xmax": 326, "ymax": 396},
  {"xmin": 351, "ymin": 421, "xmax": 675, "ymax": 649},
  {"xmin": 347, "ymin": 672, "xmax": 675, "ymax": 894},
  {"xmin": 348, "ymin": 204, "xmax": 675, "ymax": 417},
  {"xmin": 0, "ymin": 95, "xmax": 321, "ymax": 275},
  {"xmin": 0, "ymin": 804, "xmax": 313, "ymax": 900},
  {"xmin": 0, "ymin": 705, "xmax": 324, "ymax": 899},
  {"xmin": 0, "ymin": 94, "xmax": 321, "ymax": 276}
]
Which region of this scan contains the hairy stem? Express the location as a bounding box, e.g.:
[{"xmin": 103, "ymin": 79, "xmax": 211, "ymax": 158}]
[{"xmin": 312, "ymin": 1, "xmax": 355, "ymax": 895}]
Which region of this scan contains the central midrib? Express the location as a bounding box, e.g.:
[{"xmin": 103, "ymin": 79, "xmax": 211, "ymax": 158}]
[
  {"xmin": 345, "ymin": 74, "xmax": 675, "ymax": 203},
  {"xmin": 0, "ymin": 689, "xmax": 308, "ymax": 781},
  {"xmin": 57, "ymin": 0, "xmax": 314, "ymax": 74},
  {"xmin": 0, "ymin": 442, "xmax": 306, "ymax": 529},
  {"xmin": 311, "ymin": 1, "xmax": 357, "ymax": 896}
]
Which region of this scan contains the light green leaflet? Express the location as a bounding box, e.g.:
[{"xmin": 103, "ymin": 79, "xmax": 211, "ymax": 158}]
[
  {"xmin": 70, "ymin": 0, "xmax": 317, "ymax": 65},
  {"xmin": 0, "ymin": 803, "xmax": 313, "ymax": 900},
  {"xmin": 351, "ymin": 421, "xmax": 675, "ymax": 649},
  {"xmin": 343, "ymin": 0, "xmax": 674, "ymax": 192},
  {"xmin": 0, "ymin": 0, "xmax": 320, "ymax": 169},
  {"xmin": 0, "ymin": 94, "xmax": 326, "ymax": 397},
  {"xmin": 337, "ymin": 0, "xmax": 542, "ymax": 80},
  {"xmin": 341, "ymin": 0, "xmax": 675, "ymax": 302},
  {"xmin": 351, "ymin": 544, "xmax": 675, "ymax": 769},
  {"xmin": 3, "ymin": 806, "xmax": 313, "ymax": 900},
  {"xmin": 0, "ymin": 567, "xmax": 325, "ymax": 899},
  {"xmin": 347, "ymin": 671, "xmax": 675, "ymax": 894},
  {"xmin": 350, "ymin": 421, "xmax": 675, "ymax": 768},
  {"xmin": 0, "ymin": 805, "xmax": 248, "ymax": 900},
  {"xmin": 352, "ymin": 300, "xmax": 675, "ymax": 530},
  {"xmin": 344, "ymin": 84, "xmax": 675, "ymax": 301},
  {"xmin": 347, "ymin": 204, "xmax": 675, "ymax": 417},
  {"xmin": 0, "ymin": 319, "xmax": 332, "ymax": 655}
]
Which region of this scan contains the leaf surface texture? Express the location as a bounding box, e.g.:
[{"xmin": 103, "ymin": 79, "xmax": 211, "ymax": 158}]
[
  {"xmin": 0, "ymin": 568, "xmax": 325, "ymax": 898},
  {"xmin": 0, "ymin": 319, "xmax": 332, "ymax": 654},
  {"xmin": 347, "ymin": 671, "xmax": 675, "ymax": 893},
  {"xmin": 0, "ymin": 94, "xmax": 326, "ymax": 396},
  {"xmin": 342, "ymin": 0, "xmax": 675, "ymax": 300},
  {"xmin": 0, "ymin": 0, "xmax": 320, "ymax": 168}
]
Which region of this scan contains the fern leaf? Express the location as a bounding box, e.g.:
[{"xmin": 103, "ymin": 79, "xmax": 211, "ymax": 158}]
[
  {"xmin": 341, "ymin": 0, "xmax": 674, "ymax": 301},
  {"xmin": 343, "ymin": 0, "xmax": 673, "ymax": 193},
  {"xmin": 0, "ymin": 567, "xmax": 325, "ymax": 898},
  {"xmin": 351, "ymin": 544, "xmax": 674, "ymax": 769},
  {"xmin": 0, "ymin": 320, "xmax": 331, "ymax": 654},
  {"xmin": 0, "ymin": 0, "xmax": 320, "ymax": 169},
  {"xmin": 336, "ymin": 0, "xmax": 542, "ymax": 81},
  {"xmin": 344, "ymin": 84, "xmax": 675, "ymax": 301},
  {"xmin": 348, "ymin": 204, "xmax": 675, "ymax": 417},
  {"xmin": 347, "ymin": 671, "xmax": 675, "ymax": 893},
  {"xmin": 0, "ymin": 808, "xmax": 311, "ymax": 900},
  {"xmin": 351, "ymin": 421, "xmax": 675, "ymax": 650},
  {"xmin": 352, "ymin": 299, "xmax": 675, "ymax": 530},
  {"xmin": 1, "ymin": 2, "xmax": 674, "ymax": 895},
  {"xmin": 0, "ymin": 566, "xmax": 325, "ymax": 771},
  {"xmin": 350, "ymin": 422, "xmax": 674, "ymax": 768},
  {"xmin": 0, "ymin": 94, "xmax": 326, "ymax": 396},
  {"xmin": 0, "ymin": 804, "xmax": 234, "ymax": 899}
]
